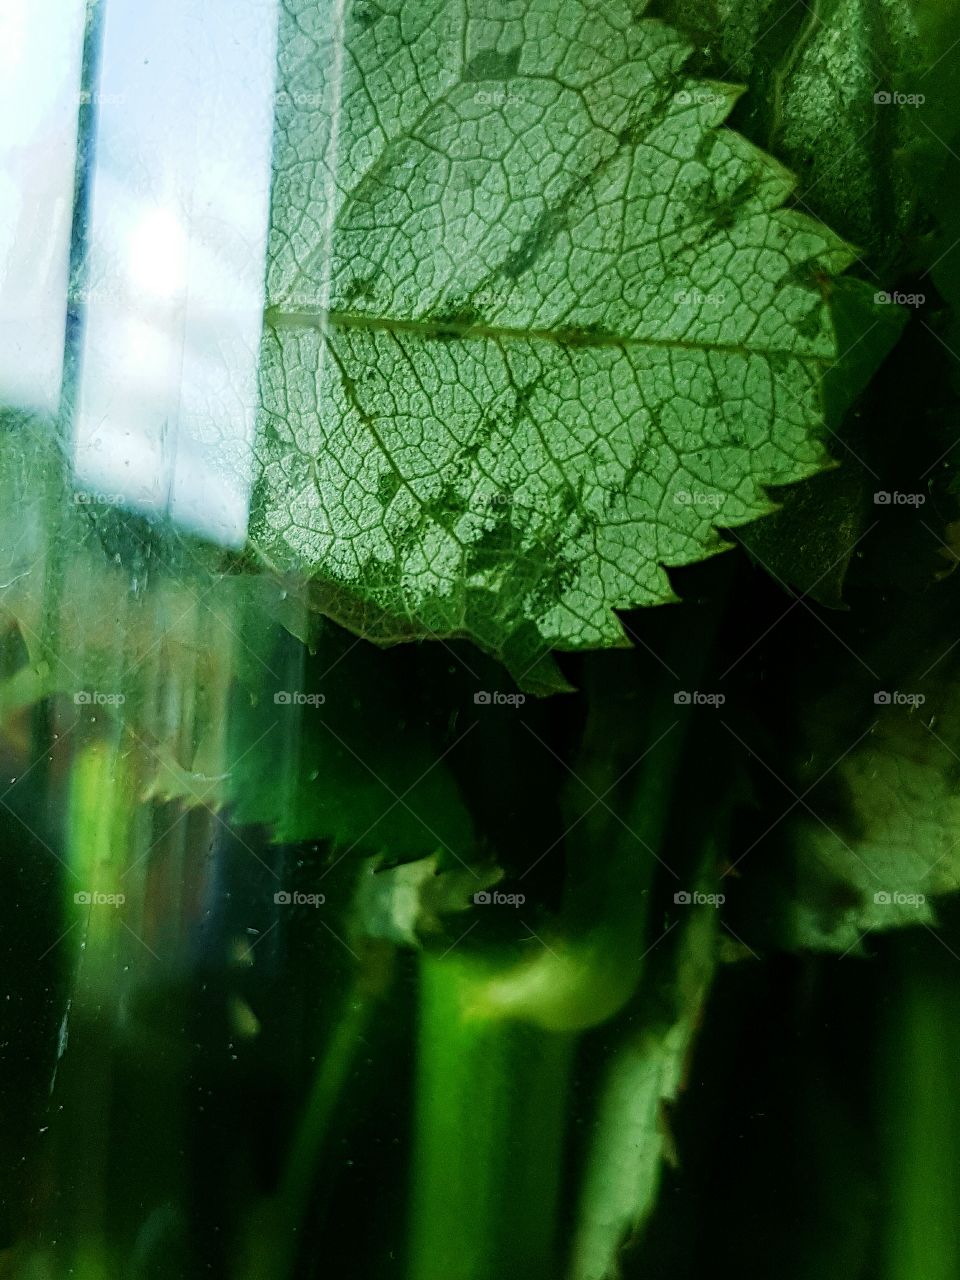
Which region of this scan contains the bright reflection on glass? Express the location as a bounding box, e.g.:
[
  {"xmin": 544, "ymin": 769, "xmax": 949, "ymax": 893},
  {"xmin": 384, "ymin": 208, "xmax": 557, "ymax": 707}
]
[
  {"xmin": 0, "ymin": 0, "xmax": 86, "ymax": 414},
  {"xmin": 73, "ymin": 0, "xmax": 280, "ymax": 548},
  {"xmin": 127, "ymin": 208, "xmax": 188, "ymax": 301}
]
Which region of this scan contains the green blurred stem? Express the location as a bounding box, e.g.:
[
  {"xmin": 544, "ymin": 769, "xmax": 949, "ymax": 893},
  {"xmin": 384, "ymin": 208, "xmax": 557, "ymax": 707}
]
[
  {"xmin": 246, "ymin": 976, "xmax": 377, "ymax": 1280},
  {"xmin": 408, "ymin": 953, "xmax": 575, "ymax": 1280},
  {"xmin": 52, "ymin": 737, "xmax": 142, "ymax": 1278},
  {"xmin": 463, "ymin": 697, "xmax": 686, "ymax": 1033},
  {"xmin": 882, "ymin": 935, "xmax": 960, "ymax": 1280},
  {"xmin": 407, "ymin": 622, "xmax": 724, "ymax": 1280}
]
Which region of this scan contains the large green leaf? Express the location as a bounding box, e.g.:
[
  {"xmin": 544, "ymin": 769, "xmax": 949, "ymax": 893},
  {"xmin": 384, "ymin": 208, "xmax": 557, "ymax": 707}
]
[
  {"xmin": 735, "ymin": 276, "xmax": 907, "ymax": 605},
  {"xmin": 655, "ymin": 0, "xmax": 924, "ymax": 267},
  {"xmin": 776, "ymin": 579, "xmax": 960, "ymax": 952},
  {"xmin": 252, "ymin": 0, "xmax": 856, "ymax": 681},
  {"xmin": 650, "ymin": 0, "xmax": 931, "ymax": 605}
]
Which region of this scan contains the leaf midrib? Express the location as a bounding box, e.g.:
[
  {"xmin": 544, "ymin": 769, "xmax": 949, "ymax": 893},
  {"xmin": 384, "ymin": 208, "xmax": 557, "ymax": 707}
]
[{"xmin": 264, "ymin": 304, "xmax": 833, "ymax": 363}]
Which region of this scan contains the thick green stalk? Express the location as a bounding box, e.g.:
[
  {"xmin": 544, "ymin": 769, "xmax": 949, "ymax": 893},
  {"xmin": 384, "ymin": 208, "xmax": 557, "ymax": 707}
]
[
  {"xmin": 881, "ymin": 934, "xmax": 960, "ymax": 1280},
  {"xmin": 408, "ymin": 952, "xmax": 575, "ymax": 1280},
  {"xmin": 66, "ymin": 739, "xmax": 139, "ymax": 990},
  {"xmin": 242, "ymin": 957, "xmax": 385, "ymax": 1280},
  {"xmin": 405, "ymin": 737, "xmax": 673, "ymax": 1279},
  {"xmin": 50, "ymin": 736, "xmax": 142, "ymax": 1279},
  {"xmin": 407, "ymin": 621, "xmax": 723, "ymax": 1280}
]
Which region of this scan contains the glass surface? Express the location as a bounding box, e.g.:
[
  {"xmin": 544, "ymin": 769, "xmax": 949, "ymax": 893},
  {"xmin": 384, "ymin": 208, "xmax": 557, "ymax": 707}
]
[{"xmin": 1, "ymin": 4, "xmax": 960, "ymax": 1280}]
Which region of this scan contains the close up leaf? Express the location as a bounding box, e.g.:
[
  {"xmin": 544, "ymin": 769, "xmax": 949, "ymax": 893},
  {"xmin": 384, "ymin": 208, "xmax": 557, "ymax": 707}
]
[{"xmin": 252, "ymin": 0, "xmax": 858, "ymax": 680}]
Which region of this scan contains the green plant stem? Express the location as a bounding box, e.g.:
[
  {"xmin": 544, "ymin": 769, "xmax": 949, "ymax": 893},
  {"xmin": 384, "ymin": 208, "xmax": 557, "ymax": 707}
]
[
  {"xmin": 408, "ymin": 952, "xmax": 575, "ymax": 1280},
  {"xmin": 406, "ymin": 618, "xmax": 726, "ymax": 1280},
  {"xmin": 49, "ymin": 737, "xmax": 142, "ymax": 1278},
  {"xmin": 244, "ymin": 977, "xmax": 377, "ymax": 1280},
  {"xmin": 569, "ymin": 836, "xmax": 724, "ymax": 1280},
  {"xmin": 881, "ymin": 934, "xmax": 960, "ymax": 1280}
]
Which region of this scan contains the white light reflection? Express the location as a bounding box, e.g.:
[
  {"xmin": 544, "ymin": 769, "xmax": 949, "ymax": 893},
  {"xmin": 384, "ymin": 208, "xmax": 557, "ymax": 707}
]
[
  {"xmin": 73, "ymin": 0, "xmax": 280, "ymax": 547},
  {"xmin": 0, "ymin": 0, "xmax": 86, "ymax": 414},
  {"xmin": 128, "ymin": 208, "xmax": 188, "ymax": 301}
]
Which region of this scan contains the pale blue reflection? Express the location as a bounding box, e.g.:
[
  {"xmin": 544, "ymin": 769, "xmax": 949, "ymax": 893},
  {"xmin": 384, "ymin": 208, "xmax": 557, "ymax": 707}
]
[
  {"xmin": 0, "ymin": 0, "xmax": 86, "ymax": 414},
  {"xmin": 73, "ymin": 0, "xmax": 279, "ymax": 547}
]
